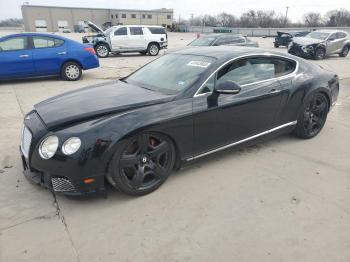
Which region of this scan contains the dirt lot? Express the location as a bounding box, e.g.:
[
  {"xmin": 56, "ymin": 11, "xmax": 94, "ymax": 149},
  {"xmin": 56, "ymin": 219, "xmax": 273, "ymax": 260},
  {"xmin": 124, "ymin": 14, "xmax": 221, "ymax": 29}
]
[{"xmin": 0, "ymin": 31, "xmax": 350, "ymax": 262}]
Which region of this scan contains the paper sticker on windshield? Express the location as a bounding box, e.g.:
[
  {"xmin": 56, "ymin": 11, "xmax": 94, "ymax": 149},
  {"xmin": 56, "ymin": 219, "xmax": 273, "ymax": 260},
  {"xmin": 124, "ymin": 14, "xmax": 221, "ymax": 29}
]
[{"xmin": 187, "ymin": 61, "xmax": 211, "ymax": 68}]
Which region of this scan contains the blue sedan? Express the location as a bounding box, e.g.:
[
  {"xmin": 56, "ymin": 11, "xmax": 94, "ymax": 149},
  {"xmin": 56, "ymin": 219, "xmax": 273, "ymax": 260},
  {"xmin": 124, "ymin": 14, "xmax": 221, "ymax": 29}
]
[{"xmin": 0, "ymin": 33, "xmax": 99, "ymax": 81}]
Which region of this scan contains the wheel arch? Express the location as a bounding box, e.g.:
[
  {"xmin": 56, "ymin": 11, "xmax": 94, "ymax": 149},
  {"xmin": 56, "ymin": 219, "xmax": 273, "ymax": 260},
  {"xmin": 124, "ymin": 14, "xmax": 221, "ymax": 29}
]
[
  {"xmin": 61, "ymin": 59, "xmax": 83, "ymax": 71},
  {"xmin": 147, "ymin": 41, "xmax": 160, "ymax": 49},
  {"xmin": 104, "ymin": 128, "xmax": 182, "ymax": 177},
  {"xmin": 94, "ymin": 41, "xmax": 110, "ymax": 51}
]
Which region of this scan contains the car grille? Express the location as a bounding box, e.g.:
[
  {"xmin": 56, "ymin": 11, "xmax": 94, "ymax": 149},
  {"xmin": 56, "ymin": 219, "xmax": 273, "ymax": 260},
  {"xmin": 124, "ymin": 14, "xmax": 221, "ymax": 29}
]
[
  {"xmin": 21, "ymin": 126, "xmax": 32, "ymax": 158},
  {"xmin": 51, "ymin": 177, "xmax": 76, "ymax": 192}
]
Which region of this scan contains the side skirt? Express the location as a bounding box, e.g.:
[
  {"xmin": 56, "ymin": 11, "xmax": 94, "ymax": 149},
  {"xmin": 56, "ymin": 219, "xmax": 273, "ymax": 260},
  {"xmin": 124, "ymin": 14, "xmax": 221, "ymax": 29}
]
[{"xmin": 186, "ymin": 121, "xmax": 297, "ymax": 162}]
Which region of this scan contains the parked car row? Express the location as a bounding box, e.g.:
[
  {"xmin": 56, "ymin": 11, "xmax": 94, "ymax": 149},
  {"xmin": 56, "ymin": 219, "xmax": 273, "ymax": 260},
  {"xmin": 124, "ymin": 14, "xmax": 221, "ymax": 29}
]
[
  {"xmin": 274, "ymin": 29, "xmax": 350, "ymax": 60},
  {"xmin": 0, "ymin": 21, "xmax": 342, "ymax": 197}
]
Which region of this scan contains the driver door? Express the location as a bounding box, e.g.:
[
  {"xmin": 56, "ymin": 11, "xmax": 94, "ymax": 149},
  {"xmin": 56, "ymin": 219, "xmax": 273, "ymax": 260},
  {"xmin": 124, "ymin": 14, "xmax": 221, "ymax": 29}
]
[
  {"xmin": 110, "ymin": 27, "xmax": 129, "ymax": 51},
  {"xmin": 193, "ymin": 57, "xmax": 284, "ymax": 156}
]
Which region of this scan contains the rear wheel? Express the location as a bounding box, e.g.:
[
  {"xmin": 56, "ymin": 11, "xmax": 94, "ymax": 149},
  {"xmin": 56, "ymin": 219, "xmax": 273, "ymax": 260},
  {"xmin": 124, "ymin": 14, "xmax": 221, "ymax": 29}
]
[
  {"xmin": 108, "ymin": 133, "xmax": 175, "ymax": 196},
  {"xmin": 147, "ymin": 43, "xmax": 160, "ymax": 56},
  {"xmin": 61, "ymin": 62, "xmax": 82, "ymax": 81},
  {"xmin": 293, "ymin": 92, "xmax": 329, "ymax": 139},
  {"xmin": 339, "ymin": 46, "xmax": 349, "ymax": 57},
  {"xmin": 314, "ymin": 48, "xmax": 326, "ymax": 60},
  {"xmin": 95, "ymin": 44, "xmax": 109, "ymax": 58}
]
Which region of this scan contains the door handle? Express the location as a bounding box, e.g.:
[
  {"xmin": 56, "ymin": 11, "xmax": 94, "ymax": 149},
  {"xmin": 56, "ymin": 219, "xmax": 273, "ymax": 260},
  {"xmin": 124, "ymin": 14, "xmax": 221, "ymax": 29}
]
[
  {"xmin": 269, "ymin": 89, "xmax": 281, "ymax": 94},
  {"xmin": 19, "ymin": 54, "xmax": 29, "ymax": 58},
  {"xmin": 57, "ymin": 51, "xmax": 66, "ymax": 55}
]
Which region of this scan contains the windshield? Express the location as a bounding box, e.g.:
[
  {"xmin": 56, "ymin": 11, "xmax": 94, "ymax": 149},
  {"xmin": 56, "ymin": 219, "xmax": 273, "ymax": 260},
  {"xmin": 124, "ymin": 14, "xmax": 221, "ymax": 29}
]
[
  {"xmin": 126, "ymin": 54, "xmax": 216, "ymax": 95},
  {"xmin": 189, "ymin": 36, "xmax": 216, "ymax": 46},
  {"xmin": 306, "ymin": 31, "xmax": 330, "ymax": 40}
]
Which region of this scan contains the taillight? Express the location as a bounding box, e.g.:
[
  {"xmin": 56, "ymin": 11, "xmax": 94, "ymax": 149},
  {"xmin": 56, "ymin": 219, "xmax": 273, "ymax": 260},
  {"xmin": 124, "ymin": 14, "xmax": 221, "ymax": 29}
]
[{"xmin": 84, "ymin": 47, "xmax": 96, "ymax": 55}]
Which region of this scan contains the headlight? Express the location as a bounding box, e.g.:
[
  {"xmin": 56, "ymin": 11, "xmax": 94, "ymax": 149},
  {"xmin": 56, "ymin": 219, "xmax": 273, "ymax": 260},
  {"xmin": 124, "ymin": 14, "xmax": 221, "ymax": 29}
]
[
  {"xmin": 62, "ymin": 137, "xmax": 81, "ymax": 155},
  {"xmin": 39, "ymin": 136, "xmax": 59, "ymax": 159}
]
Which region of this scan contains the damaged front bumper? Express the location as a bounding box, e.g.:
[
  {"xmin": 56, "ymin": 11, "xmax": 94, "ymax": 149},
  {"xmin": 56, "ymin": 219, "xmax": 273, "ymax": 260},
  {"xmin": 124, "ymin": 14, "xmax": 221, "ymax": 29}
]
[{"xmin": 288, "ymin": 43, "xmax": 315, "ymax": 59}]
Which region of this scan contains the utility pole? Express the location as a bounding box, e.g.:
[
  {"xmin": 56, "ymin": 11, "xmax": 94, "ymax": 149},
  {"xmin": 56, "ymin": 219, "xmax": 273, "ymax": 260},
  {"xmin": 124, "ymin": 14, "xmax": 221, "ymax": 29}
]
[{"xmin": 285, "ymin": 6, "xmax": 289, "ymax": 26}]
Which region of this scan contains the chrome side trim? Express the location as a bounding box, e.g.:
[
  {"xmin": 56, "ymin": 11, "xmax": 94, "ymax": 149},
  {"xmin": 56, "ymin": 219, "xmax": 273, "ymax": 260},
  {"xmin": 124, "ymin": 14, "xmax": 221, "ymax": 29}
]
[
  {"xmin": 186, "ymin": 121, "xmax": 297, "ymax": 161},
  {"xmin": 194, "ymin": 53, "xmax": 299, "ymax": 97}
]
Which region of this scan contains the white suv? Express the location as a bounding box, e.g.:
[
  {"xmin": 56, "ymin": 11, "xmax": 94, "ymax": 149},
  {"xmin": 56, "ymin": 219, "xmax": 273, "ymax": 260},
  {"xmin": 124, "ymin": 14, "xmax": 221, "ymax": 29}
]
[{"xmin": 82, "ymin": 21, "xmax": 168, "ymax": 57}]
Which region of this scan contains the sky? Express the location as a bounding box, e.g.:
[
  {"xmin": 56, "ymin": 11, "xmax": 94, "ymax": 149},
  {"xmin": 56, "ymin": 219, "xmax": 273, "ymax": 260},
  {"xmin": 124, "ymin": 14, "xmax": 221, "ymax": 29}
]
[{"xmin": 0, "ymin": 0, "xmax": 350, "ymax": 23}]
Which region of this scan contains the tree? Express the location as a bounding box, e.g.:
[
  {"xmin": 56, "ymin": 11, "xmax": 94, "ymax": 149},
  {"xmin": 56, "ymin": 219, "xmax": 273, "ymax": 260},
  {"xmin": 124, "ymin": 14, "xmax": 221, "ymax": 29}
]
[
  {"xmin": 324, "ymin": 9, "xmax": 350, "ymax": 26},
  {"xmin": 217, "ymin": 12, "xmax": 237, "ymax": 27},
  {"xmin": 0, "ymin": 18, "xmax": 23, "ymax": 27},
  {"xmin": 303, "ymin": 12, "xmax": 323, "ymax": 27}
]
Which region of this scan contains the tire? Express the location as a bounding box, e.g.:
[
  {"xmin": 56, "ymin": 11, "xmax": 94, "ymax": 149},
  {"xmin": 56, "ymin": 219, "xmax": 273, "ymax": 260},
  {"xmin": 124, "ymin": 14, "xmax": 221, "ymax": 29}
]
[
  {"xmin": 95, "ymin": 44, "xmax": 109, "ymax": 58},
  {"xmin": 314, "ymin": 48, "xmax": 326, "ymax": 60},
  {"xmin": 61, "ymin": 62, "xmax": 82, "ymax": 81},
  {"xmin": 147, "ymin": 43, "xmax": 160, "ymax": 56},
  {"xmin": 339, "ymin": 46, "xmax": 349, "ymax": 57},
  {"xmin": 107, "ymin": 132, "xmax": 176, "ymax": 196},
  {"xmin": 293, "ymin": 92, "xmax": 329, "ymax": 139}
]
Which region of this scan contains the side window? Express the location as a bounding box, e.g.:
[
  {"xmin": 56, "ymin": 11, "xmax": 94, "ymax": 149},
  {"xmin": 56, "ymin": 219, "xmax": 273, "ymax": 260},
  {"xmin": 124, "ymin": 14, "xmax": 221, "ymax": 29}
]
[
  {"xmin": 329, "ymin": 33, "xmax": 337, "ymax": 41},
  {"xmin": 33, "ymin": 36, "xmax": 64, "ymax": 48},
  {"xmin": 248, "ymin": 57, "xmax": 296, "ymax": 81},
  {"xmin": 130, "ymin": 27, "xmax": 143, "ymax": 35},
  {"xmin": 148, "ymin": 27, "xmax": 165, "ymax": 34},
  {"xmin": 114, "ymin": 27, "xmax": 127, "ymax": 36},
  {"xmin": 214, "ymin": 36, "xmax": 228, "ymax": 46},
  {"xmin": 0, "ymin": 37, "xmax": 27, "ymax": 51},
  {"xmin": 197, "ymin": 74, "xmax": 215, "ymax": 95},
  {"xmin": 336, "ymin": 32, "xmax": 346, "ymax": 39},
  {"xmin": 217, "ymin": 59, "xmax": 255, "ymax": 85}
]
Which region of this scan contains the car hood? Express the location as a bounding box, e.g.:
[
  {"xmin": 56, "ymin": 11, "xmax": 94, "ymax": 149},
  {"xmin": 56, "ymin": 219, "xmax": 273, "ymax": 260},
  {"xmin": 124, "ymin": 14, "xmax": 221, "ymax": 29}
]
[
  {"xmin": 84, "ymin": 21, "xmax": 105, "ymax": 34},
  {"xmin": 293, "ymin": 37, "xmax": 323, "ymax": 46},
  {"xmin": 34, "ymin": 81, "xmax": 174, "ymax": 129}
]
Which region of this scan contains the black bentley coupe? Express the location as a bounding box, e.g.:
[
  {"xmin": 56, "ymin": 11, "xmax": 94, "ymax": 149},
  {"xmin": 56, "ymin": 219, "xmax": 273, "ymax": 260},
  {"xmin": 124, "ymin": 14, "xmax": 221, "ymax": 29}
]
[{"xmin": 20, "ymin": 46, "xmax": 339, "ymax": 196}]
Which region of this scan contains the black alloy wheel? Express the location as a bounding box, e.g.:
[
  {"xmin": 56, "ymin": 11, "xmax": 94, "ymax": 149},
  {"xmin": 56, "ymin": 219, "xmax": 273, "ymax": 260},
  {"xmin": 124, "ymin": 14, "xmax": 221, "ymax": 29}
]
[
  {"xmin": 339, "ymin": 46, "xmax": 349, "ymax": 57},
  {"xmin": 108, "ymin": 133, "xmax": 175, "ymax": 195},
  {"xmin": 314, "ymin": 48, "xmax": 326, "ymax": 60},
  {"xmin": 294, "ymin": 93, "xmax": 329, "ymax": 139}
]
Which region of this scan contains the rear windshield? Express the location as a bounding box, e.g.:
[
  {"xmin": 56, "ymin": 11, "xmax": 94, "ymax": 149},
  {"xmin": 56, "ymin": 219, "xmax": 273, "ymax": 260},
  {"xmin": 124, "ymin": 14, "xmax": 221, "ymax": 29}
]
[{"xmin": 148, "ymin": 27, "xmax": 166, "ymax": 34}]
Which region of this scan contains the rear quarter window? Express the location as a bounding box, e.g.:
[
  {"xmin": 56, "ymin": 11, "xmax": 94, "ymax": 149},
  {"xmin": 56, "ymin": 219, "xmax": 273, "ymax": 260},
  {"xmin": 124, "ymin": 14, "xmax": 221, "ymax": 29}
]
[{"xmin": 148, "ymin": 27, "xmax": 166, "ymax": 34}]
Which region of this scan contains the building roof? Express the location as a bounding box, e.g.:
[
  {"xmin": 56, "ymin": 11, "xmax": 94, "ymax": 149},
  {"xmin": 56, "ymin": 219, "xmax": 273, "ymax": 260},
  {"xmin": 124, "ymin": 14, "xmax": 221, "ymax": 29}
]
[{"xmin": 21, "ymin": 5, "xmax": 173, "ymax": 13}]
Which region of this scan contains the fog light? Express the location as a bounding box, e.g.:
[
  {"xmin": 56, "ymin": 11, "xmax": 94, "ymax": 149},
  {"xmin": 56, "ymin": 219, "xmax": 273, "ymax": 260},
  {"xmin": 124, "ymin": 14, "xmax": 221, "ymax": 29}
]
[{"xmin": 62, "ymin": 137, "xmax": 81, "ymax": 155}]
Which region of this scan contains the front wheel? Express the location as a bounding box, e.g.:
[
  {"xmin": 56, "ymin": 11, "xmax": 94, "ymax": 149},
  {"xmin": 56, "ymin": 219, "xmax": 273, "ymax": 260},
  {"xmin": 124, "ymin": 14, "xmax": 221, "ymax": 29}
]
[
  {"xmin": 339, "ymin": 46, "xmax": 349, "ymax": 57},
  {"xmin": 61, "ymin": 62, "xmax": 82, "ymax": 81},
  {"xmin": 95, "ymin": 44, "xmax": 109, "ymax": 58},
  {"xmin": 314, "ymin": 48, "xmax": 326, "ymax": 60},
  {"xmin": 293, "ymin": 92, "xmax": 329, "ymax": 139},
  {"xmin": 147, "ymin": 43, "xmax": 160, "ymax": 56},
  {"xmin": 107, "ymin": 133, "xmax": 176, "ymax": 196}
]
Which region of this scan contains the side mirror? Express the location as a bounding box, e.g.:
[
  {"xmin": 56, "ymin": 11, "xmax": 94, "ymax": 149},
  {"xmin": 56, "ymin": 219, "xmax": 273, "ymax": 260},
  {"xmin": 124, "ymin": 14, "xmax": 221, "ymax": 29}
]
[{"xmin": 214, "ymin": 81, "xmax": 241, "ymax": 95}]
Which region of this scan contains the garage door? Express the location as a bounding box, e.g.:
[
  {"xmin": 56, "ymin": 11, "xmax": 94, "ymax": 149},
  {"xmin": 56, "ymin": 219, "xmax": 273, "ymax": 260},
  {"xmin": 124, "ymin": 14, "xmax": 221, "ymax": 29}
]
[
  {"xmin": 58, "ymin": 20, "xmax": 69, "ymax": 32},
  {"xmin": 35, "ymin": 20, "xmax": 47, "ymax": 32}
]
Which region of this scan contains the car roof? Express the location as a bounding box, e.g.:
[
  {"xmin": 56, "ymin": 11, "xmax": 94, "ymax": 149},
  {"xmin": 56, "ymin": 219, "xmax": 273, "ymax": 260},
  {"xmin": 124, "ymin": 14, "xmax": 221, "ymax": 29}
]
[
  {"xmin": 0, "ymin": 32, "xmax": 67, "ymax": 40},
  {"xmin": 114, "ymin": 25, "xmax": 165, "ymax": 28},
  {"xmin": 199, "ymin": 33, "xmax": 243, "ymax": 38},
  {"xmin": 172, "ymin": 46, "xmax": 299, "ymax": 60},
  {"xmin": 313, "ymin": 29, "xmax": 345, "ymax": 34}
]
